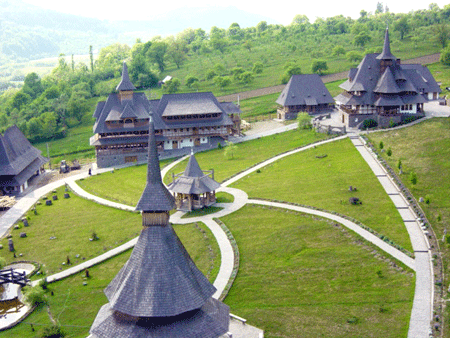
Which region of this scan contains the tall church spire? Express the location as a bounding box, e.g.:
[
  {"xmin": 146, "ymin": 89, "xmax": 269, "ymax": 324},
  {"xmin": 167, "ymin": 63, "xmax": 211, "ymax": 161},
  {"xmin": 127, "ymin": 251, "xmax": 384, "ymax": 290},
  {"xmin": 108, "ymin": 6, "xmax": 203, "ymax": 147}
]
[
  {"xmin": 376, "ymin": 28, "xmax": 397, "ymax": 61},
  {"xmin": 135, "ymin": 115, "xmax": 175, "ymax": 214},
  {"xmin": 116, "ymin": 62, "xmax": 136, "ymax": 91}
]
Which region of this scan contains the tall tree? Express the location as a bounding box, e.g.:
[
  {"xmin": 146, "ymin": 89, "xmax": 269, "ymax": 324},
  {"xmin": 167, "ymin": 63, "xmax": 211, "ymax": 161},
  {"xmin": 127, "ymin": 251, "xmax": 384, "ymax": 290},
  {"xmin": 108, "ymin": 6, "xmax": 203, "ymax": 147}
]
[
  {"xmin": 147, "ymin": 41, "xmax": 168, "ymax": 73},
  {"xmin": 89, "ymin": 45, "xmax": 94, "ymax": 72}
]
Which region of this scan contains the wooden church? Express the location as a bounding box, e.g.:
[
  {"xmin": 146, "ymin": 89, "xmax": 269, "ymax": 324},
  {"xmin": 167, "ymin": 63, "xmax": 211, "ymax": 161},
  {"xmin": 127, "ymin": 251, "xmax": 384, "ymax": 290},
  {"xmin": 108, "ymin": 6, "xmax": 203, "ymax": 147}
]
[{"xmin": 89, "ymin": 114, "xmax": 230, "ymax": 337}]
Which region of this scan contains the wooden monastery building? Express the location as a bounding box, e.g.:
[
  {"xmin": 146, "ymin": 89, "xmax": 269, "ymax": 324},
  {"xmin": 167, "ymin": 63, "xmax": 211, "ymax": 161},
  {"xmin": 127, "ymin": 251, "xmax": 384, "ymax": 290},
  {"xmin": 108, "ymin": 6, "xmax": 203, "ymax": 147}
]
[
  {"xmin": 276, "ymin": 74, "xmax": 334, "ymax": 120},
  {"xmin": 89, "ymin": 116, "xmax": 230, "ymax": 337},
  {"xmin": 91, "ymin": 63, "xmax": 240, "ymax": 168},
  {"xmin": 0, "ymin": 126, "xmax": 48, "ymax": 195},
  {"xmin": 335, "ymin": 28, "xmax": 441, "ymax": 128},
  {"xmin": 168, "ymin": 151, "xmax": 220, "ymax": 211}
]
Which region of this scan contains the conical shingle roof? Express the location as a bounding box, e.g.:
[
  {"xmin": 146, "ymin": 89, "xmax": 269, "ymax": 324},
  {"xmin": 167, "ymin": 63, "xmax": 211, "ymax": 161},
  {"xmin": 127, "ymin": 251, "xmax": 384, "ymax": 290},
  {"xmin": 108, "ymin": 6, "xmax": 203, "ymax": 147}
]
[
  {"xmin": 104, "ymin": 224, "xmax": 216, "ymax": 317},
  {"xmin": 376, "ymin": 28, "xmax": 397, "ymax": 61},
  {"xmin": 116, "ymin": 62, "xmax": 136, "ymax": 91},
  {"xmin": 135, "ymin": 117, "xmax": 175, "ymax": 212}
]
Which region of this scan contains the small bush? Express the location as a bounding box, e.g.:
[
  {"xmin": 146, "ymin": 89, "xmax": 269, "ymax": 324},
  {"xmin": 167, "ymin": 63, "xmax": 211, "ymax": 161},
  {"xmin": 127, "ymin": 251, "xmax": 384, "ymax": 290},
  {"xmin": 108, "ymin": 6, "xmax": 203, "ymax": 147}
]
[
  {"xmin": 24, "ymin": 286, "xmax": 47, "ymax": 306},
  {"xmin": 362, "ymin": 119, "xmax": 377, "ymax": 130},
  {"xmin": 379, "ymin": 141, "xmax": 384, "ymax": 150},
  {"xmin": 409, "ymin": 172, "xmax": 417, "ymax": 185},
  {"xmin": 42, "ymin": 325, "xmax": 65, "ymax": 338},
  {"xmin": 386, "ymin": 148, "xmax": 392, "ymax": 156}
]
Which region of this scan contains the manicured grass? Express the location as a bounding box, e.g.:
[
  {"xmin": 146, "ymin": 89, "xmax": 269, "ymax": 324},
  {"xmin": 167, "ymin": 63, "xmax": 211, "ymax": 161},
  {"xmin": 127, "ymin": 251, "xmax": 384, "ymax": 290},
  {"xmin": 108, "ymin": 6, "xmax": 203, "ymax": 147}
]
[
  {"xmin": 182, "ymin": 206, "xmax": 224, "ymax": 218},
  {"xmin": 231, "ymin": 138, "xmax": 411, "ymax": 252},
  {"xmin": 0, "ymin": 218, "xmax": 220, "ymax": 338},
  {"xmin": 76, "ymin": 158, "xmax": 174, "ymax": 207},
  {"xmin": 367, "ymin": 118, "xmax": 450, "ymax": 286},
  {"xmin": 0, "ymin": 186, "xmax": 220, "ymax": 281},
  {"xmin": 163, "ymin": 129, "xmax": 329, "ymax": 184},
  {"xmin": 216, "ymin": 192, "xmax": 234, "ymax": 203},
  {"xmin": 221, "ymin": 205, "xmax": 414, "ymax": 337},
  {"xmin": 239, "ymin": 93, "xmax": 279, "ymax": 118},
  {"xmin": 78, "ymin": 129, "xmax": 329, "ymax": 206}
]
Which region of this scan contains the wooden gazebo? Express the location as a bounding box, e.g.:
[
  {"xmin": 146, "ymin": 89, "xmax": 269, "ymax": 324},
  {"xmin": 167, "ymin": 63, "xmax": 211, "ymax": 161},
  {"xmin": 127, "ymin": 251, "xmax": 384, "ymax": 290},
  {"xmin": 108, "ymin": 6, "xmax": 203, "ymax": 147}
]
[{"xmin": 168, "ymin": 151, "xmax": 220, "ymax": 212}]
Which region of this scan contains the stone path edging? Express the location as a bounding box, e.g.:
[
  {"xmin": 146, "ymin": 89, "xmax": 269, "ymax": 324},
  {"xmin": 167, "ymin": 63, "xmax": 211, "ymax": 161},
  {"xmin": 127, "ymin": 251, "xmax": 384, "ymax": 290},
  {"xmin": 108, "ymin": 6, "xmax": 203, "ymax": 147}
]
[{"xmin": 349, "ymin": 133, "xmax": 433, "ymax": 338}]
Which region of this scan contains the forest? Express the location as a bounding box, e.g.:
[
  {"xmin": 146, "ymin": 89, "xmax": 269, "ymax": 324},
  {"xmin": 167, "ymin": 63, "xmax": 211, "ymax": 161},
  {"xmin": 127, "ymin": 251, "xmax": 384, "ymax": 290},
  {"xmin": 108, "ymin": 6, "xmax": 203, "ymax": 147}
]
[{"xmin": 1, "ymin": 2, "xmax": 450, "ymax": 143}]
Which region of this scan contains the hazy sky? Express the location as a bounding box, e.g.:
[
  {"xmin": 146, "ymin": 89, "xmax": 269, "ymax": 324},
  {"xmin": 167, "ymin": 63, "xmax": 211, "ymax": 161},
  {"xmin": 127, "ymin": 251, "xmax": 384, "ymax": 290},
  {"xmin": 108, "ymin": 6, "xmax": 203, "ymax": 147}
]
[{"xmin": 22, "ymin": 0, "xmax": 450, "ymax": 25}]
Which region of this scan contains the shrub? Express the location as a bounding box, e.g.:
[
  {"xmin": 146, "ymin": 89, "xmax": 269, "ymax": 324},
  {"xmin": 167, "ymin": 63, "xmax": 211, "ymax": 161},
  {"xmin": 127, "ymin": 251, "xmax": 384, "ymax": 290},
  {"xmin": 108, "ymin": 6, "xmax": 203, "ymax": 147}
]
[
  {"xmin": 42, "ymin": 325, "xmax": 65, "ymax": 338},
  {"xmin": 386, "ymin": 148, "xmax": 392, "ymax": 156},
  {"xmin": 24, "ymin": 285, "xmax": 47, "ymax": 306},
  {"xmin": 379, "ymin": 141, "xmax": 384, "ymax": 149},
  {"xmin": 297, "ymin": 112, "xmax": 312, "ymax": 129},
  {"xmin": 362, "ymin": 119, "xmax": 377, "ymax": 130},
  {"xmin": 410, "ymin": 172, "xmax": 417, "ymax": 185}
]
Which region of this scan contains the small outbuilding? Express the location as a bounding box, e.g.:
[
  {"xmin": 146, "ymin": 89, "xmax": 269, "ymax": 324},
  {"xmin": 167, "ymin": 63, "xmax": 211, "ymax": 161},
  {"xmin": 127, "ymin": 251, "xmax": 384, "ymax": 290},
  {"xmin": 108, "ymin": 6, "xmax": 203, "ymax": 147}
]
[
  {"xmin": 168, "ymin": 151, "xmax": 220, "ymax": 211},
  {"xmin": 276, "ymin": 74, "xmax": 334, "ymax": 120},
  {"xmin": 0, "ymin": 126, "xmax": 48, "ymax": 195}
]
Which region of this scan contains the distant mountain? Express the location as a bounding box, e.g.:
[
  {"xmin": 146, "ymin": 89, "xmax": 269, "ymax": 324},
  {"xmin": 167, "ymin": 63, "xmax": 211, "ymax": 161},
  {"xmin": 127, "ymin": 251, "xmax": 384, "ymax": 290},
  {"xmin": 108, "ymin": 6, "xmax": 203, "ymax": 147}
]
[{"xmin": 0, "ymin": 0, "xmax": 277, "ymax": 63}]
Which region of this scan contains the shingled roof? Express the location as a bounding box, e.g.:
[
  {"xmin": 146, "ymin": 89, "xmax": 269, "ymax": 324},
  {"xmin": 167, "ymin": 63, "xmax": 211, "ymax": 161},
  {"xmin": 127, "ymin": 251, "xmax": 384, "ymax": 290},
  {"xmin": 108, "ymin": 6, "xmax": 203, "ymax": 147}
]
[
  {"xmin": 104, "ymin": 223, "xmax": 216, "ymax": 317},
  {"xmin": 116, "ymin": 62, "xmax": 136, "ymax": 91},
  {"xmin": 276, "ymin": 74, "xmax": 334, "ymax": 107},
  {"xmin": 168, "ymin": 152, "xmax": 220, "ymax": 195},
  {"xmin": 90, "ymin": 114, "xmax": 229, "ymax": 337},
  {"xmin": 0, "ymin": 126, "xmax": 48, "ymax": 180},
  {"xmin": 335, "ymin": 28, "xmax": 441, "ymax": 108},
  {"xmin": 135, "ymin": 117, "xmax": 175, "ymax": 212}
]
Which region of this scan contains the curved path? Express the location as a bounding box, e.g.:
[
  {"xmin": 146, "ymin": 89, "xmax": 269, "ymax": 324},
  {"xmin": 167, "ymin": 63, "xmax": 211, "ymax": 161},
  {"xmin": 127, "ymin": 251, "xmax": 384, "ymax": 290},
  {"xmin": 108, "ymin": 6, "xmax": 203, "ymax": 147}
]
[{"xmin": 1, "ymin": 131, "xmax": 432, "ymax": 337}]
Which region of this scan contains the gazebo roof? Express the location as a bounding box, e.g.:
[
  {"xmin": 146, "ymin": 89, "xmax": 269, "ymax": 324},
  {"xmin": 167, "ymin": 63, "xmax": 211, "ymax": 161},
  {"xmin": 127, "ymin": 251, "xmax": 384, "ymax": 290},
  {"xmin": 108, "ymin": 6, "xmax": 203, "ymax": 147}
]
[{"xmin": 168, "ymin": 152, "xmax": 220, "ymax": 195}]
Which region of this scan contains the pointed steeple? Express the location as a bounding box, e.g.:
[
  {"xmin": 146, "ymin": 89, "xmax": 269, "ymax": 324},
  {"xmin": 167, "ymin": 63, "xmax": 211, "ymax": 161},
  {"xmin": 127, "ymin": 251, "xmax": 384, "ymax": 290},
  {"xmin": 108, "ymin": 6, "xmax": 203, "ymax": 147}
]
[
  {"xmin": 135, "ymin": 115, "xmax": 175, "ymax": 213},
  {"xmin": 376, "ymin": 28, "xmax": 397, "ymax": 61},
  {"xmin": 116, "ymin": 62, "xmax": 136, "ymax": 91},
  {"xmin": 184, "ymin": 150, "xmax": 205, "ymax": 177}
]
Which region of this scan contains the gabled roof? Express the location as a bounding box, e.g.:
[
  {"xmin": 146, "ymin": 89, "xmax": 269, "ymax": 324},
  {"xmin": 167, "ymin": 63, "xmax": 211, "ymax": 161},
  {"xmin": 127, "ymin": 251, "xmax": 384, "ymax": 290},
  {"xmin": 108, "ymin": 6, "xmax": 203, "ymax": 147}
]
[
  {"xmin": 276, "ymin": 74, "xmax": 334, "ymax": 107},
  {"xmin": 184, "ymin": 153, "xmax": 204, "ymax": 177},
  {"xmin": 159, "ymin": 92, "xmax": 223, "ymax": 117},
  {"xmin": 0, "ymin": 126, "xmax": 47, "ymax": 177},
  {"xmin": 104, "ymin": 224, "xmax": 216, "ymax": 317},
  {"xmin": 116, "ymin": 63, "xmax": 136, "ymax": 91},
  {"xmin": 374, "ymin": 67, "xmax": 401, "ymax": 94},
  {"xmin": 120, "ymin": 103, "xmax": 138, "ymax": 119},
  {"xmin": 135, "ymin": 119, "xmax": 175, "ymax": 212},
  {"xmin": 220, "ymin": 102, "xmax": 242, "ymax": 116}
]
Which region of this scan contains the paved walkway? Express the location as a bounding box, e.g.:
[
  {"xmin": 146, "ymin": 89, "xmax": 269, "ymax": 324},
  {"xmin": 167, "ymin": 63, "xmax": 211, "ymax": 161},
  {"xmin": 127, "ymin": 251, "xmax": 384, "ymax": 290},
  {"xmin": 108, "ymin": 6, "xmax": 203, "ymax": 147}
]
[
  {"xmin": 348, "ymin": 133, "xmax": 432, "ymax": 338},
  {"xmin": 0, "ymin": 124, "xmax": 436, "ymax": 337}
]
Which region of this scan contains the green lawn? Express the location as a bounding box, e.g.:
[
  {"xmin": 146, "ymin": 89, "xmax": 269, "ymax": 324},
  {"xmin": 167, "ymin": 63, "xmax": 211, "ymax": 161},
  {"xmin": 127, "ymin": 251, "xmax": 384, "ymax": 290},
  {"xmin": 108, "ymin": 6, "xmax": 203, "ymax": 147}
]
[
  {"xmin": 78, "ymin": 129, "xmax": 329, "ymax": 206},
  {"xmin": 221, "ymin": 206, "xmax": 414, "ymax": 337},
  {"xmin": 76, "ymin": 158, "xmax": 174, "ymax": 207},
  {"xmin": 231, "ymin": 138, "xmax": 411, "ymax": 252},
  {"xmin": 1, "ymin": 186, "xmax": 220, "ymax": 282}
]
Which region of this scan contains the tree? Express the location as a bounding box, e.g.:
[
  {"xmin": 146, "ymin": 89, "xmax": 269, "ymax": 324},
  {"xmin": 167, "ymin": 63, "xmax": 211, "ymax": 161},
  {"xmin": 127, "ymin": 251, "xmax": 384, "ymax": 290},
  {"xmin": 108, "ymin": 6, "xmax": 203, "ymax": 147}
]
[
  {"xmin": 238, "ymin": 71, "xmax": 253, "ymax": 85},
  {"xmin": 440, "ymin": 47, "xmax": 450, "ymax": 65},
  {"xmin": 167, "ymin": 37, "xmax": 187, "ymax": 69},
  {"xmin": 256, "ymin": 21, "xmax": 268, "ymax": 33},
  {"xmin": 224, "ymin": 140, "xmax": 237, "ymax": 159},
  {"xmin": 96, "ymin": 43, "xmax": 131, "ymax": 76},
  {"xmin": 353, "ymin": 31, "xmax": 371, "ymax": 47},
  {"xmin": 332, "ymin": 45, "xmax": 346, "ymax": 56},
  {"xmin": 435, "ymin": 24, "xmax": 450, "ymax": 48},
  {"xmin": 395, "ymin": 16, "xmax": 410, "ymax": 40},
  {"xmin": 311, "ymin": 60, "xmax": 328, "ymax": 74},
  {"xmin": 280, "ymin": 63, "xmax": 302, "ymax": 84},
  {"xmin": 163, "ymin": 78, "xmax": 181, "ymax": 93},
  {"xmin": 214, "ymin": 76, "xmax": 231, "ymax": 88},
  {"xmin": 346, "ymin": 51, "xmax": 363, "ymax": 63},
  {"xmin": 89, "ymin": 45, "xmax": 94, "ymax": 72},
  {"xmin": 375, "ymin": 2, "xmax": 384, "ymax": 14},
  {"xmin": 185, "ymin": 75, "xmax": 199, "ymax": 88},
  {"xmin": 297, "ymin": 112, "xmax": 311, "ymax": 129},
  {"xmin": 252, "ymin": 62, "xmax": 263, "ymax": 74},
  {"xmin": 22, "ymin": 72, "xmax": 43, "ymax": 99},
  {"xmin": 147, "ymin": 41, "xmax": 168, "ymax": 73},
  {"xmin": 227, "ymin": 22, "xmax": 243, "ymax": 40}
]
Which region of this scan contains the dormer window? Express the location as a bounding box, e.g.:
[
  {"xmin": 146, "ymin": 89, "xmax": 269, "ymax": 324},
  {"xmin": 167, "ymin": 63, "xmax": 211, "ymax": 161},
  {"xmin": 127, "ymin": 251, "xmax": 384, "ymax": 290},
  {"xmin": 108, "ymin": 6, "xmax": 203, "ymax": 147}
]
[{"xmin": 124, "ymin": 118, "xmax": 133, "ymax": 124}]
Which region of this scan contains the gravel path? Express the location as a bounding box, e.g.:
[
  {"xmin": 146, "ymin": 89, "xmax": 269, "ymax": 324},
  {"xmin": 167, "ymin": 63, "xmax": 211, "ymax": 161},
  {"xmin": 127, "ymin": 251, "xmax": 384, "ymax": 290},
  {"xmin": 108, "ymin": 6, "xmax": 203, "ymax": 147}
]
[{"xmin": 217, "ymin": 53, "xmax": 441, "ymax": 103}]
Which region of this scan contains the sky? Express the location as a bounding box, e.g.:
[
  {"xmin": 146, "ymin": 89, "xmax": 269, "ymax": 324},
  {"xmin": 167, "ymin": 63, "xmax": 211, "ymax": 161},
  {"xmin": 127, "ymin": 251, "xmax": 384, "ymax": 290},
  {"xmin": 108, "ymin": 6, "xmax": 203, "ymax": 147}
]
[{"xmin": 22, "ymin": 0, "xmax": 450, "ymax": 25}]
